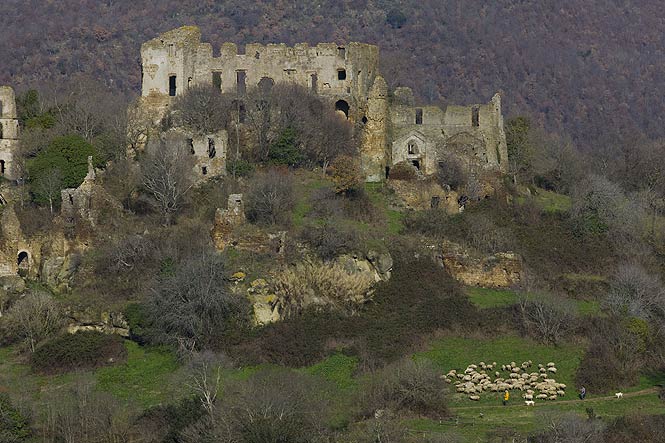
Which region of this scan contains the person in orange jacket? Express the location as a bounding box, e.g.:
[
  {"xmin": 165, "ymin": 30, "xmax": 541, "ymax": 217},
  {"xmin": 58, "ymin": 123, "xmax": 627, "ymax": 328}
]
[{"xmin": 503, "ymin": 390, "xmax": 510, "ymax": 406}]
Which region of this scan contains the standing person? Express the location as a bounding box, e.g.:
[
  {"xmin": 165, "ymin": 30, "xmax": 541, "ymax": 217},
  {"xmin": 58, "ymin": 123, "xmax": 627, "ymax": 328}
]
[
  {"xmin": 503, "ymin": 390, "xmax": 510, "ymax": 406},
  {"xmin": 579, "ymin": 386, "xmax": 586, "ymax": 400}
]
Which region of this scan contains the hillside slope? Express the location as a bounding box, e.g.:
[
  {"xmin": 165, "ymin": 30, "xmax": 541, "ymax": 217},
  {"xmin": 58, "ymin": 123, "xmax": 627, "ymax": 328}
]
[{"xmin": 1, "ymin": 0, "xmax": 664, "ymax": 148}]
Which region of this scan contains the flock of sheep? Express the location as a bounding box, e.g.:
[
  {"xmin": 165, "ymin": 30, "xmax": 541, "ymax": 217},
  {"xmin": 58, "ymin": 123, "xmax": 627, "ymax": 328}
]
[{"xmin": 443, "ymin": 360, "xmax": 566, "ymax": 404}]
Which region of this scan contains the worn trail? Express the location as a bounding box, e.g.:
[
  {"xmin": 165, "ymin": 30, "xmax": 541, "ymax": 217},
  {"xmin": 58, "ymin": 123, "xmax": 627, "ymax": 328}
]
[{"xmin": 450, "ymin": 387, "xmax": 658, "ymax": 411}]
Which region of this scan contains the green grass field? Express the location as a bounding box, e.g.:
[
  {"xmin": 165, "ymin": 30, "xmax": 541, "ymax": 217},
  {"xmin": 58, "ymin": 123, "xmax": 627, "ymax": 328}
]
[
  {"xmin": 466, "ymin": 287, "xmax": 601, "ymax": 316},
  {"xmin": 416, "ymin": 335, "xmax": 585, "ymax": 405},
  {"xmin": 96, "ymin": 341, "xmax": 182, "ymax": 408}
]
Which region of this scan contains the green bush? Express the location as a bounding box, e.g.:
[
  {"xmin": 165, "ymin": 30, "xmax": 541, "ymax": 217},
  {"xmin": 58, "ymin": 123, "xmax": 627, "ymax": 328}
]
[
  {"xmin": 268, "ymin": 127, "xmax": 304, "ymax": 166},
  {"xmin": 31, "ymin": 331, "xmax": 127, "ymax": 374},
  {"xmin": 0, "ymin": 393, "xmax": 31, "ymax": 442},
  {"xmin": 28, "ymin": 135, "xmax": 100, "ymax": 204},
  {"xmin": 226, "ymin": 157, "xmax": 255, "ymax": 177}
]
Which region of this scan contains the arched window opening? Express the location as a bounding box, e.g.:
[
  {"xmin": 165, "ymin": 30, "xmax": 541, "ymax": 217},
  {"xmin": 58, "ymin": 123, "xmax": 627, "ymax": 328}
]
[
  {"xmin": 187, "ymin": 138, "xmax": 195, "ymax": 155},
  {"xmin": 208, "ymin": 138, "xmax": 216, "ymax": 158},
  {"xmin": 472, "ymin": 106, "xmax": 479, "ymax": 127},
  {"xmin": 415, "ymin": 108, "xmax": 423, "ymax": 125},
  {"xmin": 17, "ymin": 251, "xmax": 29, "ymax": 276},
  {"xmin": 258, "ymin": 77, "xmax": 274, "ymax": 94},
  {"xmin": 202, "ymin": 166, "xmax": 208, "ymax": 175},
  {"xmin": 335, "ymin": 100, "xmax": 349, "ymax": 118},
  {"xmin": 337, "ymin": 69, "xmax": 347, "ymax": 81},
  {"xmin": 412, "ymin": 160, "xmax": 420, "ymax": 170}
]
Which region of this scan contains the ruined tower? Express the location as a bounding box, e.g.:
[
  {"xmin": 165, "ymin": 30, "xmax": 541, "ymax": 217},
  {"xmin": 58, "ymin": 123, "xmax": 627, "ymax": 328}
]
[
  {"xmin": 0, "ymin": 86, "xmax": 20, "ymax": 180},
  {"xmin": 361, "ymin": 76, "xmax": 389, "ymax": 182}
]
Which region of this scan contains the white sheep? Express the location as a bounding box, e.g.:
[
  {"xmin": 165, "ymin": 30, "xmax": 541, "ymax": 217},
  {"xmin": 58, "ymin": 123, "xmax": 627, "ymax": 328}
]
[{"xmin": 525, "ymin": 400, "xmax": 535, "ymax": 406}]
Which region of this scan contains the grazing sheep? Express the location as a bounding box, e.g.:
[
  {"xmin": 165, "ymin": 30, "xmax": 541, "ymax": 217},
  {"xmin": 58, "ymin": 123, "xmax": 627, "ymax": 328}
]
[
  {"xmin": 615, "ymin": 392, "xmax": 624, "ymax": 399},
  {"xmin": 525, "ymin": 400, "xmax": 535, "ymax": 406},
  {"xmin": 548, "ymin": 367, "xmax": 557, "ymax": 373},
  {"xmin": 538, "ymin": 364, "xmax": 544, "ymax": 369},
  {"xmin": 536, "ymin": 394, "xmax": 548, "ymax": 399},
  {"xmin": 523, "ymin": 394, "xmax": 534, "ymax": 400},
  {"xmin": 495, "ymin": 371, "xmax": 501, "ymax": 377},
  {"xmin": 510, "ymin": 373, "xmax": 519, "ymax": 379},
  {"xmin": 557, "ymin": 390, "xmax": 565, "ymax": 396},
  {"xmin": 548, "ymin": 395, "xmax": 557, "ymax": 400},
  {"xmin": 547, "ymin": 362, "xmax": 555, "ymax": 367},
  {"xmin": 501, "ymin": 365, "xmax": 507, "ymax": 371},
  {"xmin": 539, "ymin": 368, "xmax": 547, "ymax": 373},
  {"xmin": 469, "ymin": 395, "xmax": 480, "ymax": 401},
  {"xmin": 444, "ymin": 378, "xmax": 452, "ymax": 383}
]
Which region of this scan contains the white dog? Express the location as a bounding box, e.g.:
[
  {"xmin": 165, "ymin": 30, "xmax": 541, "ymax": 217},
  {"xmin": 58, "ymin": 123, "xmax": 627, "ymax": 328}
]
[
  {"xmin": 524, "ymin": 400, "xmax": 535, "ymax": 406},
  {"xmin": 615, "ymin": 392, "xmax": 624, "ymax": 399}
]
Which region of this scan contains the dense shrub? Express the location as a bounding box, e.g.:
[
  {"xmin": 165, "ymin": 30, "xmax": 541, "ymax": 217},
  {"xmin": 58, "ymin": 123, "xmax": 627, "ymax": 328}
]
[
  {"xmin": 388, "ymin": 161, "xmax": 418, "ymax": 181},
  {"xmin": 300, "ymin": 221, "xmax": 363, "ymax": 260},
  {"xmin": 138, "ymin": 396, "xmax": 206, "ymax": 443},
  {"xmin": 0, "ymin": 393, "xmax": 32, "ymax": 442},
  {"xmin": 168, "ymin": 84, "xmax": 231, "ymax": 135},
  {"xmin": 146, "ymin": 250, "xmax": 250, "ymax": 350},
  {"xmin": 31, "ymin": 331, "xmax": 127, "ymax": 374},
  {"xmin": 602, "ymin": 415, "xmax": 665, "ymax": 443},
  {"xmin": 272, "ymin": 259, "xmax": 375, "ymax": 317},
  {"xmin": 180, "ymin": 369, "xmax": 330, "ymax": 443},
  {"xmin": 28, "ymin": 135, "xmax": 99, "ymax": 203},
  {"xmin": 245, "ymin": 169, "xmax": 296, "ymax": 226},
  {"xmin": 268, "ymin": 126, "xmax": 304, "ymax": 166},
  {"xmin": 358, "ymin": 358, "xmax": 448, "ymax": 418},
  {"xmin": 576, "ymin": 318, "xmax": 644, "ymax": 392}
]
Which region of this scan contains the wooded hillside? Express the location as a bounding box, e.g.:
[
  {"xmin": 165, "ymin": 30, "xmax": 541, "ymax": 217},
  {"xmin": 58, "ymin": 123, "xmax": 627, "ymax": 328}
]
[{"xmin": 1, "ymin": 0, "xmax": 664, "ymax": 149}]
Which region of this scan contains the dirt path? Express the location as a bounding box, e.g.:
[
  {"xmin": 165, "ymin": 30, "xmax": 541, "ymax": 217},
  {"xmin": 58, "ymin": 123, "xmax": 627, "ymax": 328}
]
[{"xmin": 451, "ymin": 387, "xmax": 659, "ymax": 410}]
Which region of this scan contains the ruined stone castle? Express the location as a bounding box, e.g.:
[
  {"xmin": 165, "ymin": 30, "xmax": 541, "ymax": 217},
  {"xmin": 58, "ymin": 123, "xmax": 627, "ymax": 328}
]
[{"xmin": 137, "ymin": 26, "xmax": 508, "ymax": 181}]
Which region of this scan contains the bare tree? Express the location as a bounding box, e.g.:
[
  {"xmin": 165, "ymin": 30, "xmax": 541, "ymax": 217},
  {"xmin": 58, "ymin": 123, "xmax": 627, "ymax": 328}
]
[
  {"xmin": 518, "ymin": 293, "xmax": 577, "ymax": 345},
  {"xmin": 42, "ymin": 378, "xmax": 134, "ymax": 443},
  {"xmin": 180, "ymin": 369, "xmax": 330, "ymax": 443},
  {"xmin": 187, "ymin": 352, "xmax": 232, "ymax": 417},
  {"xmin": 170, "ymin": 84, "xmax": 231, "ymax": 136},
  {"xmin": 244, "ymin": 169, "xmax": 296, "ymax": 226},
  {"xmin": 605, "ymin": 263, "xmax": 665, "ymax": 322},
  {"xmin": 532, "ymin": 412, "xmax": 606, "ymax": 443},
  {"xmin": 141, "ymin": 133, "xmax": 194, "ymax": 225},
  {"xmin": 4, "ymin": 291, "xmax": 64, "ymax": 352},
  {"xmin": 147, "ymin": 249, "xmax": 249, "ymax": 349},
  {"xmin": 34, "ymin": 168, "xmax": 63, "ymax": 214}
]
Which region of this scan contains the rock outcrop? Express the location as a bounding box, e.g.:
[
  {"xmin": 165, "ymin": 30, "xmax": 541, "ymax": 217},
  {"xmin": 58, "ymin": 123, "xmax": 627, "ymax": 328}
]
[{"xmin": 435, "ymin": 240, "xmax": 521, "ymax": 288}]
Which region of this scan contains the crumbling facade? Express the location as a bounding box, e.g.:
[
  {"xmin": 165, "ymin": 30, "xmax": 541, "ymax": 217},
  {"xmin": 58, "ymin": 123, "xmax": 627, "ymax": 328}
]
[
  {"xmin": 0, "ymin": 86, "xmax": 20, "ymax": 181},
  {"xmin": 136, "ymin": 26, "xmax": 508, "ymax": 182}
]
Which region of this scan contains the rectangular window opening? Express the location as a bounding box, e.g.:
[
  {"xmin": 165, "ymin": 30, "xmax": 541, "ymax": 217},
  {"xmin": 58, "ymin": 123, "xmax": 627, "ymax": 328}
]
[
  {"xmin": 310, "ymin": 73, "xmax": 318, "ymax": 92},
  {"xmin": 236, "ymin": 71, "xmax": 246, "ymax": 94},
  {"xmin": 415, "ymin": 108, "xmax": 423, "ymax": 125},
  {"xmin": 168, "ymin": 75, "xmax": 177, "ymax": 96},
  {"xmin": 338, "ymin": 47, "xmax": 346, "ymax": 58},
  {"xmin": 338, "ymin": 69, "xmax": 347, "ymax": 81},
  {"xmin": 472, "ymin": 106, "xmax": 480, "ymax": 127},
  {"xmin": 208, "ymin": 138, "xmax": 216, "ymax": 158},
  {"xmin": 212, "ymin": 72, "xmax": 222, "ymax": 90}
]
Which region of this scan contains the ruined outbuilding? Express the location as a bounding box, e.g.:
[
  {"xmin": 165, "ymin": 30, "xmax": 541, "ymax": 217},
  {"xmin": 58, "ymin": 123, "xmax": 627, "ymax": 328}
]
[{"xmin": 135, "ymin": 26, "xmax": 508, "ymax": 182}]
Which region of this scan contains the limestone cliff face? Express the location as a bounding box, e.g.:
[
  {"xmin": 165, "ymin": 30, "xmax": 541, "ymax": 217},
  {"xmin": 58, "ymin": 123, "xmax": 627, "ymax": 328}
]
[{"xmin": 435, "ymin": 240, "xmax": 522, "ymax": 288}]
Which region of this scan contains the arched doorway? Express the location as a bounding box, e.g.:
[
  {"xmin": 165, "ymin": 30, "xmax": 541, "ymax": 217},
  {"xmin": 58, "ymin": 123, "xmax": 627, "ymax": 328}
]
[
  {"xmin": 258, "ymin": 77, "xmax": 274, "ymax": 94},
  {"xmin": 17, "ymin": 251, "xmax": 29, "ymax": 277},
  {"xmin": 335, "ymin": 100, "xmax": 349, "ymax": 118}
]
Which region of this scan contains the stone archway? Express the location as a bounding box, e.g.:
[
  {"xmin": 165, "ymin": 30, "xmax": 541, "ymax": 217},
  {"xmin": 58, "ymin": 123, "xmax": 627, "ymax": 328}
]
[
  {"xmin": 17, "ymin": 250, "xmax": 29, "ymax": 277},
  {"xmin": 335, "ymin": 99, "xmax": 349, "ymax": 118}
]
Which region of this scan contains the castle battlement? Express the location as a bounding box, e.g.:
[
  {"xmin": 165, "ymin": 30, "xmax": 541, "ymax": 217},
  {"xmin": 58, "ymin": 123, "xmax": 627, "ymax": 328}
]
[{"xmin": 137, "ymin": 26, "xmax": 508, "ymax": 182}]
